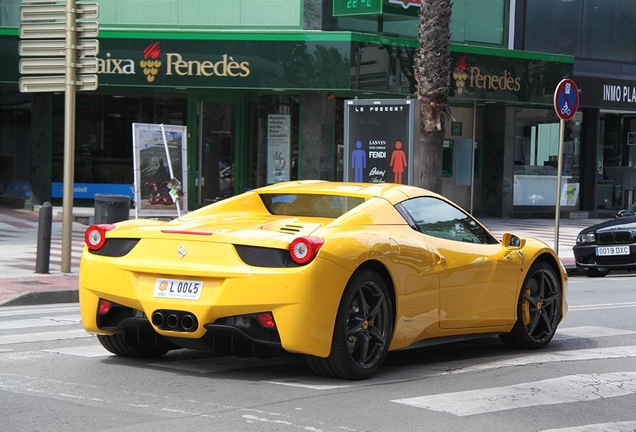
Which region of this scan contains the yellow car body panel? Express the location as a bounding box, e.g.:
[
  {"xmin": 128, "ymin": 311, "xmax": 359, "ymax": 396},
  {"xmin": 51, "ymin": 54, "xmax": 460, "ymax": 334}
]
[{"xmin": 79, "ymin": 180, "xmax": 568, "ymax": 373}]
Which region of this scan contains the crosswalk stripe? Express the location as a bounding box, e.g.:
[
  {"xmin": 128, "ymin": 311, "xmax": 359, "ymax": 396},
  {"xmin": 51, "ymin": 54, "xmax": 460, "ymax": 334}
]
[
  {"xmin": 569, "ymin": 302, "xmax": 636, "ymax": 311},
  {"xmin": 43, "ymin": 345, "xmax": 109, "ymax": 358},
  {"xmin": 392, "ymin": 372, "xmax": 636, "ymax": 416},
  {"xmin": 0, "ymin": 304, "xmax": 79, "ymax": 317},
  {"xmin": 436, "ymin": 345, "xmax": 636, "ymax": 376},
  {"xmin": 556, "ymin": 326, "xmax": 636, "ymax": 339},
  {"xmin": 541, "ymin": 421, "xmax": 636, "ymax": 432},
  {"xmin": 0, "ymin": 329, "xmax": 92, "ymax": 345},
  {"xmin": 0, "ymin": 315, "xmax": 81, "ymax": 330}
]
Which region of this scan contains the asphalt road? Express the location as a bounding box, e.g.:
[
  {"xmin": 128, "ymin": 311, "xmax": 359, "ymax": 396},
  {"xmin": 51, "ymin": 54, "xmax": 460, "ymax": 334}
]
[{"xmin": 1, "ymin": 274, "xmax": 636, "ymax": 432}]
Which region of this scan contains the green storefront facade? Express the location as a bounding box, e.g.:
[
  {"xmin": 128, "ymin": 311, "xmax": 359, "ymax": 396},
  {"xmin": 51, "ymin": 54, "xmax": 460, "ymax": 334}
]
[{"xmin": 0, "ymin": 28, "xmax": 573, "ymax": 217}]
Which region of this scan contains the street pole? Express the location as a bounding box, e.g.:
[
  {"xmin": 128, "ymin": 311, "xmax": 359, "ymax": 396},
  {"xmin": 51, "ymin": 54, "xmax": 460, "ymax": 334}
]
[
  {"xmin": 61, "ymin": 0, "xmax": 77, "ymax": 273},
  {"xmin": 552, "ymin": 78, "xmax": 578, "ymax": 257},
  {"xmin": 554, "ymin": 118, "xmax": 565, "ymax": 254}
]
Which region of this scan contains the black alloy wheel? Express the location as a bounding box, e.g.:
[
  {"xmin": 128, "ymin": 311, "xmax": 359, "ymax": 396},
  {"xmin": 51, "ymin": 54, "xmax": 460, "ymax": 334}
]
[
  {"xmin": 500, "ymin": 261, "xmax": 562, "ymax": 349},
  {"xmin": 305, "ymin": 270, "xmax": 393, "ymax": 380}
]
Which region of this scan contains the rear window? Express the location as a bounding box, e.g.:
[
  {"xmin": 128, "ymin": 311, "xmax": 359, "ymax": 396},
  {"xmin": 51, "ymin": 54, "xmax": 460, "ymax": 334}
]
[{"xmin": 260, "ymin": 194, "xmax": 365, "ymax": 218}]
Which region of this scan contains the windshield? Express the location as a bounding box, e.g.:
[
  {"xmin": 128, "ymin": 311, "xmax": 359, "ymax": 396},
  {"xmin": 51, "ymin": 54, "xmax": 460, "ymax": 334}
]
[
  {"xmin": 260, "ymin": 193, "xmax": 366, "ymax": 218},
  {"xmin": 624, "ymin": 202, "xmax": 636, "ymax": 216}
]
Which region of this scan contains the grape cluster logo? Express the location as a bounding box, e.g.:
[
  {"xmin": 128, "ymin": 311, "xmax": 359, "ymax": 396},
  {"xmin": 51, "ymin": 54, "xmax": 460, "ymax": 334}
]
[
  {"xmin": 454, "ymin": 56, "xmax": 468, "ymax": 95},
  {"xmin": 140, "ymin": 42, "xmax": 162, "ymax": 83}
]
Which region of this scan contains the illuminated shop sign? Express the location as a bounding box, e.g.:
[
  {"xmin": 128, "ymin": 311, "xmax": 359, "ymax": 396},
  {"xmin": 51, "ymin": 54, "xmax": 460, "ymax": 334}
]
[
  {"xmin": 97, "ymin": 42, "xmax": 251, "ymax": 84},
  {"xmin": 575, "ymin": 75, "xmax": 636, "ymax": 110},
  {"xmin": 450, "ymin": 52, "xmax": 571, "ymax": 104},
  {"xmin": 333, "ymin": 0, "xmax": 419, "ymax": 17}
]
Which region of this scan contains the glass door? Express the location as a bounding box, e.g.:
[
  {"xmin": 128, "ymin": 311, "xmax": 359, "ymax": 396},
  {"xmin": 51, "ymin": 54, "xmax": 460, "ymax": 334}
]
[{"xmin": 197, "ymin": 98, "xmax": 238, "ymax": 205}]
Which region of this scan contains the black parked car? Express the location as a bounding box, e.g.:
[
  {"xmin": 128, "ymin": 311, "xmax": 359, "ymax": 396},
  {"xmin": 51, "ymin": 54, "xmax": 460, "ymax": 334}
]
[
  {"xmin": 616, "ymin": 202, "xmax": 636, "ymax": 218},
  {"xmin": 573, "ymin": 216, "xmax": 636, "ymax": 277}
]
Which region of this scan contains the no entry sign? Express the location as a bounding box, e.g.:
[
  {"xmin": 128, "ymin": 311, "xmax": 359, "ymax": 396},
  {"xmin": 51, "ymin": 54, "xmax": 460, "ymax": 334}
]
[{"xmin": 554, "ymin": 79, "xmax": 579, "ymax": 121}]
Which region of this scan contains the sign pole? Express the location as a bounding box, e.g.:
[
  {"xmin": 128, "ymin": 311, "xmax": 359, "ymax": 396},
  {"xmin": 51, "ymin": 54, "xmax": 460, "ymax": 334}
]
[
  {"xmin": 553, "ymin": 78, "xmax": 579, "ymax": 257},
  {"xmin": 61, "ymin": 0, "xmax": 77, "ymax": 273},
  {"xmin": 554, "ymin": 118, "xmax": 565, "ymax": 253}
]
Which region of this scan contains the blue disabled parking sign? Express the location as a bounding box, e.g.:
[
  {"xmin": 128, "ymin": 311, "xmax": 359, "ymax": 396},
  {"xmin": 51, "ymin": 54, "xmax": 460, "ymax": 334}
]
[{"xmin": 554, "ymin": 79, "xmax": 579, "ymax": 121}]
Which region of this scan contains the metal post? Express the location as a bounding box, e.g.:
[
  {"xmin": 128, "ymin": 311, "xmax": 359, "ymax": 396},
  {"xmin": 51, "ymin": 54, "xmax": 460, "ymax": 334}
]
[
  {"xmin": 470, "ymin": 99, "xmax": 476, "ymax": 214},
  {"xmin": 61, "ymin": 0, "xmax": 77, "ymax": 273},
  {"xmin": 35, "ymin": 202, "xmax": 53, "ymax": 274},
  {"xmin": 554, "ymin": 118, "xmax": 565, "ymax": 253}
]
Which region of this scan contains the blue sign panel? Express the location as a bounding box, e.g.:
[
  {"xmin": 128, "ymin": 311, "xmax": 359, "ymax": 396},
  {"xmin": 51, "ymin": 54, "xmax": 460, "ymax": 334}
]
[
  {"xmin": 51, "ymin": 183, "xmax": 134, "ymax": 199},
  {"xmin": 554, "ymin": 79, "xmax": 579, "ymax": 121}
]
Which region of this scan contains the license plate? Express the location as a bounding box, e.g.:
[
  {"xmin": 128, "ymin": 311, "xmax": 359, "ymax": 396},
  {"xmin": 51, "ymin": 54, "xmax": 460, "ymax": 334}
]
[
  {"xmin": 595, "ymin": 246, "xmax": 630, "ymax": 256},
  {"xmin": 153, "ymin": 278, "xmax": 203, "ymax": 300}
]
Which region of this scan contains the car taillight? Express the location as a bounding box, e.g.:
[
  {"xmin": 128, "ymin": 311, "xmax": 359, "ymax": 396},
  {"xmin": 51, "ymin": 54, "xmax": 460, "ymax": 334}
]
[
  {"xmin": 98, "ymin": 299, "xmax": 112, "ymax": 315},
  {"xmin": 257, "ymin": 312, "xmax": 276, "ymax": 328},
  {"xmin": 84, "ymin": 224, "xmax": 116, "ymax": 251},
  {"xmin": 289, "ymin": 236, "xmax": 324, "ymax": 265}
]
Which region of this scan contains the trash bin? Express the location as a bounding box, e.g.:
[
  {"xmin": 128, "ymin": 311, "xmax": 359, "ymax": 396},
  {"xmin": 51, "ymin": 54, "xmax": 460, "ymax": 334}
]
[{"xmin": 94, "ymin": 194, "xmax": 131, "ymax": 224}]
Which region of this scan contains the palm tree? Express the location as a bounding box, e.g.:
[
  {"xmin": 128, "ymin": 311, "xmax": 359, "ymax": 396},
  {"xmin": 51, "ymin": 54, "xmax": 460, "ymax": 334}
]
[{"xmin": 415, "ymin": 0, "xmax": 452, "ymax": 193}]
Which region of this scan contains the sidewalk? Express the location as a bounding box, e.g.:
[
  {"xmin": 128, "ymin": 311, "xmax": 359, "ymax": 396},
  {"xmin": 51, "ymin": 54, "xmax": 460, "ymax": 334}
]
[
  {"xmin": 0, "ymin": 204, "xmax": 606, "ymax": 307},
  {"xmin": 0, "ymin": 205, "xmax": 85, "ymax": 306}
]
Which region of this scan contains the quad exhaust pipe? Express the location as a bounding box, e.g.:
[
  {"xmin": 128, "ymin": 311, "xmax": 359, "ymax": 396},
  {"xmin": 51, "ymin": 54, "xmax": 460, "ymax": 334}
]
[{"xmin": 152, "ymin": 310, "xmax": 198, "ymax": 332}]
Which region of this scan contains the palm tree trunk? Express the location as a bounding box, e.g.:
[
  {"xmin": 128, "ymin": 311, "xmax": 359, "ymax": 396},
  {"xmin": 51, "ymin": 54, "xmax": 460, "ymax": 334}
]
[{"xmin": 415, "ymin": 0, "xmax": 452, "ymax": 193}]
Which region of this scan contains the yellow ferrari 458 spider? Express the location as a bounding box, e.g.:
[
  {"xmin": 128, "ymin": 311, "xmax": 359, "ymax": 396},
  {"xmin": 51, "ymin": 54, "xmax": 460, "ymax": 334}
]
[{"xmin": 79, "ymin": 181, "xmax": 567, "ymax": 380}]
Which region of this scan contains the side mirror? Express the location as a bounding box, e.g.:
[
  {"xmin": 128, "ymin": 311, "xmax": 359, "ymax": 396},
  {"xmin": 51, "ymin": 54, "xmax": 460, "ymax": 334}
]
[
  {"xmin": 502, "ymin": 232, "xmax": 526, "ymax": 249},
  {"xmin": 616, "ymin": 209, "xmax": 625, "ymax": 218}
]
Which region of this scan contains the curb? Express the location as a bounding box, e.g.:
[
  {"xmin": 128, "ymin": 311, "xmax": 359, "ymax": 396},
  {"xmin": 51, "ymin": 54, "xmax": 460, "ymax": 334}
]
[{"xmin": 1, "ymin": 290, "xmax": 79, "ymax": 307}]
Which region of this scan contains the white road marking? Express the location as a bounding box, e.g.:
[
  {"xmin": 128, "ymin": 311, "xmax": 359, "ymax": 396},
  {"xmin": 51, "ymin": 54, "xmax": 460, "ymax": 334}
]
[
  {"xmin": 0, "ymin": 304, "xmax": 79, "ymax": 317},
  {"xmin": 556, "ymin": 326, "xmax": 636, "ymax": 339},
  {"xmin": 541, "ymin": 421, "xmax": 636, "ymax": 432},
  {"xmin": 263, "ymin": 380, "xmax": 351, "ymax": 390},
  {"xmin": 42, "ymin": 345, "xmax": 110, "ymax": 358},
  {"xmin": 434, "ymin": 345, "xmax": 636, "ymax": 376},
  {"xmin": 0, "ymin": 329, "xmax": 92, "ymax": 345},
  {"xmin": 0, "ymin": 315, "xmax": 82, "ymax": 330},
  {"xmin": 569, "ymin": 302, "xmax": 636, "ymax": 311},
  {"xmin": 392, "ymin": 372, "xmax": 636, "ymax": 416},
  {"xmin": 148, "ymin": 356, "xmax": 301, "ymax": 374}
]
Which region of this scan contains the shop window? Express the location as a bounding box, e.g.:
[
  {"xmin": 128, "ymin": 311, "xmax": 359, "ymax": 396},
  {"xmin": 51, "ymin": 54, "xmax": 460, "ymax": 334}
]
[
  {"xmin": 0, "ymin": 85, "xmax": 31, "ymax": 198},
  {"xmin": 248, "ymin": 95, "xmax": 300, "ymax": 190},
  {"xmin": 51, "ymin": 93, "xmax": 186, "ymax": 197},
  {"xmin": 597, "ymin": 113, "xmax": 636, "ymax": 210},
  {"xmin": 513, "ymin": 108, "xmax": 581, "ymax": 207}
]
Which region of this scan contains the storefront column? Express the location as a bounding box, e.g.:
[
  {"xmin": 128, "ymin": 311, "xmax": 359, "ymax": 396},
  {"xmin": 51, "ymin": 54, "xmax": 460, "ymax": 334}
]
[
  {"xmin": 580, "ymin": 108, "xmax": 599, "ymax": 212},
  {"xmin": 482, "ymin": 105, "xmax": 515, "ymax": 218},
  {"xmin": 300, "ymin": 92, "xmax": 335, "ymax": 179}
]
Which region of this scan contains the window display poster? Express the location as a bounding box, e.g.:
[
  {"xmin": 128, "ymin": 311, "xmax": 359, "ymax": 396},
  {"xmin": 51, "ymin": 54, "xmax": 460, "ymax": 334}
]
[
  {"xmin": 343, "ymin": 99, "xmax": 415, "ymax": 184},
  {"xmin": 267, "ymin": 114, "xmax": 291, "ymax": 184},
  {"xmin": 132, "ymin": 123, "xmax": 188, "ymax": 218},
  {"xmin": 560, "ymin": 182, "xmax": 580, "ymax": 206}
]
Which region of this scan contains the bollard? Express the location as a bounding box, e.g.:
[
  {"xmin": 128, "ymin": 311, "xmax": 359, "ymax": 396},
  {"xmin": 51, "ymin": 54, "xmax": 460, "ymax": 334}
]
[{"xmin": 35, "ymin": 202, "xmax": 53, "ymax": 274}]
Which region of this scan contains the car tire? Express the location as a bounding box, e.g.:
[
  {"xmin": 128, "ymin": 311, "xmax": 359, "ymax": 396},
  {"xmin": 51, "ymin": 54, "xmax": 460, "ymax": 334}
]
[
  {"xmin": 580, "ymin": 267, "xmax": 610, "ymax": 278},
  {"xmin": 499, "ymin": 261, "xmax": 562, "ymax": 349},
  {"xmin": 305, "ymin": 270, "xmax": 393, "ymax": 380},
  {"xmin": 97, "ymin": 332, "xmax": 171, "ymax": 358}
]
